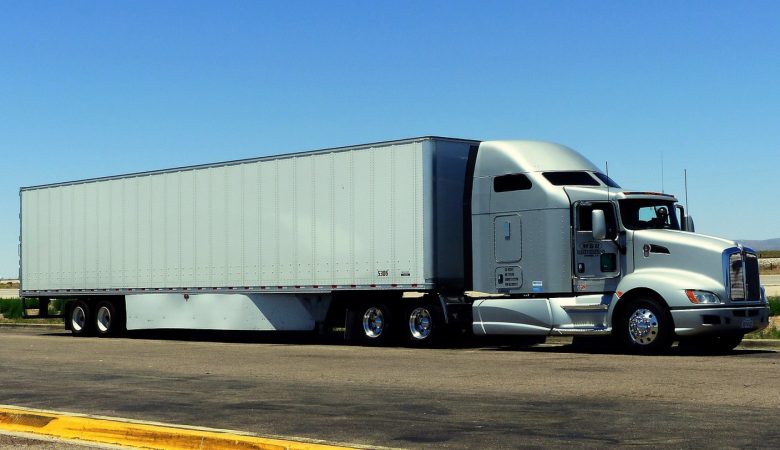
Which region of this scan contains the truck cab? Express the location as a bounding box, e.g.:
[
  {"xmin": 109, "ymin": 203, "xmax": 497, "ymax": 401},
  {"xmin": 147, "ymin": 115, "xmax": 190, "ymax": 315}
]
[{"xmin": 470, "ymin": 140, "xmax": 769, "ymax": 353}]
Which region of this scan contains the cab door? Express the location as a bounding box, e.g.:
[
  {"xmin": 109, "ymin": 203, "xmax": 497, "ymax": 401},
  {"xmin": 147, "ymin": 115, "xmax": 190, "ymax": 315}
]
[{"xmin": 572, "ymin": 202, "xmax": 621, "ymax": 293}]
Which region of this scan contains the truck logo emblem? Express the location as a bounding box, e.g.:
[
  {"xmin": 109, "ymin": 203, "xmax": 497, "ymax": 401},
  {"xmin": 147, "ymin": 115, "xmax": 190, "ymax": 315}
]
[{"xmin": 643, "ymin": 244, "xmax": 651, "ymax": 257}]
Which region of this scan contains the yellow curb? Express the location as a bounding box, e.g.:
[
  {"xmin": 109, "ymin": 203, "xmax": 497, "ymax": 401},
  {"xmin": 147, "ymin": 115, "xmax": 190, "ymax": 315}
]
[{"xmin": 0, "ymin": 405, "xmax": 357, "ymax": 450}]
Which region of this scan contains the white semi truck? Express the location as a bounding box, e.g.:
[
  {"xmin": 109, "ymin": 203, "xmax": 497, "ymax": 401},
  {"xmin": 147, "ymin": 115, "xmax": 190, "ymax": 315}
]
[{"xmin": 19, "ymin": 137, "xmax": 769, "ymax": 353}]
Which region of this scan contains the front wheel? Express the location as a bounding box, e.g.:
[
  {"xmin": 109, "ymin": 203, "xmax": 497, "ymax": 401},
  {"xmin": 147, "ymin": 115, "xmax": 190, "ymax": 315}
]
[{"xmin": 615, "ymin": 298, "xmax": 674, "ymax": 354}]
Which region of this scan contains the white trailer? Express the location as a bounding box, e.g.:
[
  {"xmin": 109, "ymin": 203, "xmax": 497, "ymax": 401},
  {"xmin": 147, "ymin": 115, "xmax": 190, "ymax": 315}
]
[
  {"xmin": 20, "ymin": 137, "xmax": 769, "ymax": 352},
  {"xmin": 20, "ymin": 137, "xmax": 477, "ymax": 345}
]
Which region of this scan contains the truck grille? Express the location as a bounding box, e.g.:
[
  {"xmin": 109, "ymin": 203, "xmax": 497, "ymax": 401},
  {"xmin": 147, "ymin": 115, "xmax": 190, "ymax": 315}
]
[{"xmin": 727, "ymin": 251, "xmax": 761, "ymax": 301}]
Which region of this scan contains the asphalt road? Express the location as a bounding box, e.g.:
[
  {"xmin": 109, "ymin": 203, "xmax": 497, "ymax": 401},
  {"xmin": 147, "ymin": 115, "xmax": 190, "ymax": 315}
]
[{"xmin": 1, "ymin": 328, "xmax": 779, "ymax": 449}]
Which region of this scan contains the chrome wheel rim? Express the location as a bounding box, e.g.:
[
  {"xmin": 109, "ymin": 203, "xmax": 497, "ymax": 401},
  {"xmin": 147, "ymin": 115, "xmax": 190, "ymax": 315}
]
[
  {"xmin": 628, "ymin": 308, "xmax": 659, "ymax": 345},
  {"xmin": 362, "ymin": 307, "xmax": 384, "ymax": 338},
  {"xmin": 408, "ymin": 307, "xmax": 432, "ymax": 340},
  {"xmin": 96, "ymin": 306, "xmax": 111, "ymax": 333},
  {"xmin": 71, "ymin": 306, "xmax": 87, "ymax": 332}
]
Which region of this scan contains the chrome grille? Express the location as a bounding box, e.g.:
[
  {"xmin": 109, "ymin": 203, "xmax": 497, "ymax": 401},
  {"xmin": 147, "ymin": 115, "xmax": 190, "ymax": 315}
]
[
  {"xmin": 727, "ymin": 250, "xmax": 761, "ymax": 301},
  {"xmin": 729, "ymin": 253, "xmax": 744, "ymax": 300},
  {"xmin": 745, "ymin": 253, "xmax": 761, "ymax": 299}
]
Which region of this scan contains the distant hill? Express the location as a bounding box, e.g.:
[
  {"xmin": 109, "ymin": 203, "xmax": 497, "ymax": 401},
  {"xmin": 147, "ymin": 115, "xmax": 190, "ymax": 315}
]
[{"xmin": 737, "ymin": 238, "xmax": 780, "ymax": 251}]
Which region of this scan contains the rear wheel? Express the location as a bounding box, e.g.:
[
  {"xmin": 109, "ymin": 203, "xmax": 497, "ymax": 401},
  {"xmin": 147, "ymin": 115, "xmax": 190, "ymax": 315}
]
[
  {"xmin": 615, "ymin": 298, "xmax": 674, "ymax": 354},
  {"xmin": 95, "ymin": 300, "xmax": 124, "ymax": 337},
  {"xmin": 350, "ymin": 302, "xmax": 394, "ymax": 346},
  {"xmin": 403, "ymin": 302, "xmax": 443, "ymax": 347},
  {"xmin": 68, "ymin": 300, "xmax": 94, "ymax": 337}
]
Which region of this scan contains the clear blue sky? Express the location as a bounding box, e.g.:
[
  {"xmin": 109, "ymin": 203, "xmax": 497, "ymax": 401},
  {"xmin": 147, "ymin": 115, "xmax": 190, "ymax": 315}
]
[{"xmin": 1, "ymin": 0, "xmax": 779, "ymax": 277}]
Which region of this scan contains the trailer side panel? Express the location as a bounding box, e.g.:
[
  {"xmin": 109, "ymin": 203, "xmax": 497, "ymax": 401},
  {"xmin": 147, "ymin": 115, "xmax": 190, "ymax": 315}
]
[{"xmin": 21, "ymin": 140, "xmax": 441, "ymax": 293}]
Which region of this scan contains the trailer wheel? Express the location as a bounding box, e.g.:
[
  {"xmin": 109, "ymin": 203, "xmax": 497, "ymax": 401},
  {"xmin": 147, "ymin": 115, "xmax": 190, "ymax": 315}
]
[
  {"xmin": 403, "ymin": 303, "xmax": 443, "ymax": 347},
  {"xmin": 95, "ymin": 300, "xmax": 124, "ymax": 337},
  {"xmin": 351, "ymin": 302, "xmax": 394, "ymax": 346},
  {"xmin": 68, "ymin": 300, "xmax": 94, "ymax": 337},
  {"xmin": 615, "ymin": 297, "xmax": 673, "ymax": 354}
]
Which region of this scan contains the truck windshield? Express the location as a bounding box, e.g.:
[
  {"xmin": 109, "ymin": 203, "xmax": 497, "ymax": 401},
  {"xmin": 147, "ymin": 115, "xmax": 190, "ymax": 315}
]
[{"xmin": 618, "ymin": 199, "xmax": 680, "ymax": 230}]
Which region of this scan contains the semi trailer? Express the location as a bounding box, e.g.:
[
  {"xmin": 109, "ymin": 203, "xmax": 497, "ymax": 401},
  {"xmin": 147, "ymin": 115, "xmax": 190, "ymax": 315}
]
[{"xmin": 19, "ymin": 137, "xmax": 769, "ymax": 353}]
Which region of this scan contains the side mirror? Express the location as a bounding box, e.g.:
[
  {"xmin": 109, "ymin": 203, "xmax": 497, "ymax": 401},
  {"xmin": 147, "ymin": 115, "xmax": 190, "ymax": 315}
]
[
  {"xmin": 676, "ymin": 204, "xmax": 691, "ymax": 231},
  {"xmin": 685, "ymin": 216, "xmax": 695, "ymax": 233},
  {"xmin": 592, "ymin": 210, "xmax": 607, "ymax": 240}
]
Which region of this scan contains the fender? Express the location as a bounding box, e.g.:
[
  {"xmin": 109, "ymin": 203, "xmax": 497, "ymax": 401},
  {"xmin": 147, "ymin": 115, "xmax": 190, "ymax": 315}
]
[{"xmin": 609, "ymin": 267, "xmax": 724, "ymax": 327}]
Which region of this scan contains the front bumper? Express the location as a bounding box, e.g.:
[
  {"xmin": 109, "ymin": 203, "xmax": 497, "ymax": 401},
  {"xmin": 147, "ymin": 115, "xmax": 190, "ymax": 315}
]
[{"xmin": 672, "ymin": 306, "xmax": 770, "ymax": 336}]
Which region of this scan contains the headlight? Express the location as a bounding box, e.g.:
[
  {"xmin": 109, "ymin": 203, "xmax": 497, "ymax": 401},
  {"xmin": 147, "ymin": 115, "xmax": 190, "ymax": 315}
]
[{"xmin": 685, "ymin": 290, "xmax": 721, "ymax": 304}]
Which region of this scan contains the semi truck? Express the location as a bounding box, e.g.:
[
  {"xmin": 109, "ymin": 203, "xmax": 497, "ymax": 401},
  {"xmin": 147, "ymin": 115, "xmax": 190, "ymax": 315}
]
[{"xmin": 19, "ymin": 137, "xmax": 769, "ymax": 353}]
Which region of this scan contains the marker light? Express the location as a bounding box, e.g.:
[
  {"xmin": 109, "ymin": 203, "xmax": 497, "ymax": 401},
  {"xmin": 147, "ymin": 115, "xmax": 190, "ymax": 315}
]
[{"xmin": 685, "ymin": 290, "xmax": 721, "ymax": 304}]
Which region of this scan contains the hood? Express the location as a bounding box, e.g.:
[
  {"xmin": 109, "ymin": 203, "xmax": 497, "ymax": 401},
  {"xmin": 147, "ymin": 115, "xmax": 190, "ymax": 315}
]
[
  {"xmin": 632, "ymin": 230, "xmax": 739, "ymax": 288},
  {"xmin": 634, "ymin": 229, "xmax": 738, "ymax": 254}
]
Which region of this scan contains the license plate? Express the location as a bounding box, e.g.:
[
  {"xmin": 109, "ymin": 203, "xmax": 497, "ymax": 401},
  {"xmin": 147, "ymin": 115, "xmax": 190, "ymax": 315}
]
[{"xmin": 741, "ymin": 318, "xmax": 754, "ymax": 329}]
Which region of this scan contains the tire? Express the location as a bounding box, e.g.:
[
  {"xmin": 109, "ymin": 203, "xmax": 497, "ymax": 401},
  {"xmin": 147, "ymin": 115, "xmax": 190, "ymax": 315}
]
[
  {"xmin": 95, "ymin": 300, "xmax": 125, "ymax": 337},
  {"xmin": 68, "ymin": 300, "xmax": 94, "ymax": 337},
  {"xmin": 710, "ymin": 333, "xmax": 744, "ymax": 352},
  {"xmin": 679, "ymin": 333, "xmax": 744, "ymax": 354},
  {"xmin": 403, "ymin": 302, "xmax": 443, "ymax": 347},
  {"xmin": 506, "ymin": 335, "xmax": 547, "ymax": 348},
  {"xmin": 615, "ymin": 298, "xmax": 673, "ymax": 354},
  {"xmin": 571, "ymin": 336, "xmax": 613, "ymax": 352},
  {"xmin": 350, "ymin": 302, "xmax": 394, "ymax": 346}
]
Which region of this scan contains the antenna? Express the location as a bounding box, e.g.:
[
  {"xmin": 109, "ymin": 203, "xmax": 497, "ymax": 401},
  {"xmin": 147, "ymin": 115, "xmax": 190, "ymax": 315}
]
[
  {"xmin": 684, "ymin": 168, "xmax": 689, "ymax": 214},
  {"xmin": 661, "ymin": 152, "xmax": 665, "ymax": 193}
]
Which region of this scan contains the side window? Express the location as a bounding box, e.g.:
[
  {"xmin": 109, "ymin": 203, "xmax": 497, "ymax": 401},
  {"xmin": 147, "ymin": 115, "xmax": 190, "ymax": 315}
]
[
  {"xmin": 494, "ymin": 174, "xmax": 532, "ymax": 192},
  {"xmin": 577, "ymin": 203, "xmax": 618, "ymax": 239},
  {"xmin": 543, "ymin": 171, "xmax": 600, "ymax": 186}
]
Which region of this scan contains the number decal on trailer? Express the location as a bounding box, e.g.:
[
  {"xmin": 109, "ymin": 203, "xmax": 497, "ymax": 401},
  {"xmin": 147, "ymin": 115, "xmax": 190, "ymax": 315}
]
[{"xmin": 377, "ymin": 270, "xmax": 389, "ymax": 277}]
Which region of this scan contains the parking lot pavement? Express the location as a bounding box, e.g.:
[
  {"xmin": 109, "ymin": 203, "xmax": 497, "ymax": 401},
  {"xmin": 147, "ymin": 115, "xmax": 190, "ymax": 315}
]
[
  {"xmin": 0, "ymin": 432, "xmax": 112, "ymax": 449},
  {"xmin": 1, "ymin": 327, "xmax": 779, "ymax": 449}
]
